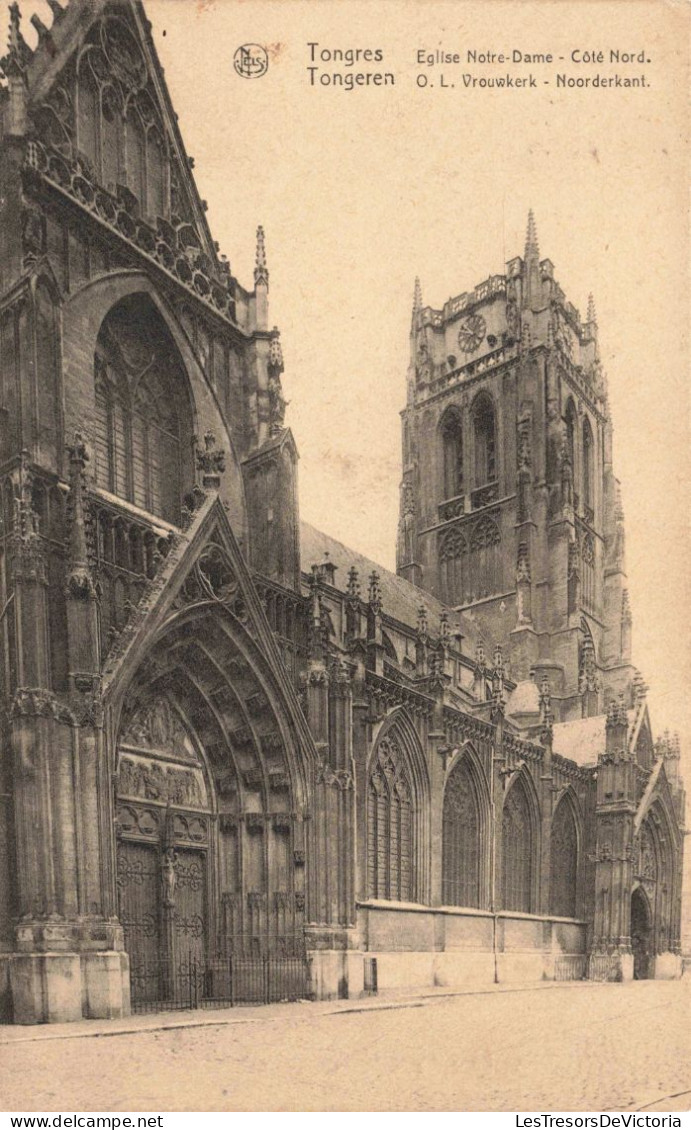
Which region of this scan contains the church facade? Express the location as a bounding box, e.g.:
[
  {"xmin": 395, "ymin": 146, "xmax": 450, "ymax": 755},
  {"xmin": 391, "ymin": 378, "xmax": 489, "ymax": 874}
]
[{"xmin": 0, "ymin": 0, "xmax": 684, "ymax": 1024}]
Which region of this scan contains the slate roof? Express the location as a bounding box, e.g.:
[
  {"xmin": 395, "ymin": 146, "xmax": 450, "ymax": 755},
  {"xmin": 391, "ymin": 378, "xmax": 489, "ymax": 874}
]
[
  {"xmin": 552, "ymin": 710, "xmax": 637, "ymax": 768},
  {"xmin": 300, "ymin": 521, "xmax": 481, "ymax": 649}
]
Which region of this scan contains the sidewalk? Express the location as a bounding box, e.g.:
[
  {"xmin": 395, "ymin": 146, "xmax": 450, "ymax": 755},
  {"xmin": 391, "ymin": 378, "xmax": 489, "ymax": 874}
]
[{"xmin": 0, "ymin": 977, "xmax": 614, "ymax": 1045}]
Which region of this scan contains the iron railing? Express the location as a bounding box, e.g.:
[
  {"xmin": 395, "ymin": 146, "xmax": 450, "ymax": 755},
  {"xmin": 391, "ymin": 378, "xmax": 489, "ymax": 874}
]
[{"xmin": 129, "ymin": 949, "xmax": 312, "ymax": 1014}]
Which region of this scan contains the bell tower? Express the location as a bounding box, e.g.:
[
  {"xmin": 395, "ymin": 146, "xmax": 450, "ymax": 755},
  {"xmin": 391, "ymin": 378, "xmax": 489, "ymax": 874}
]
[{"xmin": 397, "ymin": 213, "xmax": 636, "ymax": 722}]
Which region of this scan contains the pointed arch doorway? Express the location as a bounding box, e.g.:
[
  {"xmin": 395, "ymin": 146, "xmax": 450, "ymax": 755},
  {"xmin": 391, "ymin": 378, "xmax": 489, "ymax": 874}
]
[
  {"xmin": 631, "ymin": 886, "xmax": 652, "ymax": 980},
  {"xmin": 113, "ymin": 594, "xmax": 313, "ymax": 1010}
]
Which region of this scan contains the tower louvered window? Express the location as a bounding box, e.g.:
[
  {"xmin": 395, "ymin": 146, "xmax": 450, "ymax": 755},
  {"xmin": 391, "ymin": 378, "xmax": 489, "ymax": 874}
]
[
  {"xmin": 442, "ymin": 757, "xmax": 481, "ymax": 907},
  {"xmin": 550, "ymin": 798, "xmax": 578, "ymax": 918},
  {"xmin": 473, "ymin": 396, "xmax": 496, "ymax": 486},
  {"xmin": 441, "ymin": 409, "xmax": 464, "ymax": 499},
  {"xmin": 501, "ymin": 777, "xmax": 534, "ymax": 913},
  {"xmin": 367, "ymin": 737, "xmax": 416, "ymax": 902}
]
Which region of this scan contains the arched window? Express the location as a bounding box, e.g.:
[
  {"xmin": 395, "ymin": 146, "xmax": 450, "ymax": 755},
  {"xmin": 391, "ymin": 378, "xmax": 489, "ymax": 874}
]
[
  {"xmin": 147, "ymin": 127, "xmax": 167, "ymax": 220},
  {"xmin": 566, "ymin": 400, "xmax": 578, "ymax": 470},
  {"xmin": 550, "ymin": 796, "xmax": 579, "ymax": 917},
  {"xmin": 442, "ymin": 756, "xmax": 481, "ymax": 907},
  {"xmin": 439, "ymin": 527, "xmax": 467, "ymax": 605},
  {"xmin": 501, "ymin": 776, "xmax": 534, "ymax": 913},
  {"xmin": 94, "ymin": 357, "xmax": 129, "ymax": 498},
  {"xmin": 132, "ymin": 373, "xmax": 181, "ymax": 520},
  {"xmin": 367, "ymin": 735, "xmax": 418, "ymax": 902},
  {"xmin": 72, "ymin": 21, "xmax": 169, "ymax": 218},
  {"xmin": 581, "ymin": 533, "xmax": 595, "ymax": 611},
  {"xmin": 101, "ymin": 84, "xmax": 123, "ymax": 189},
  {"xmin": 564, "ymin": 399, "xmax": 577, "ymax": 490},
  {"xmin": 77, "ymin": 60, "xmax": 99, "ymax": 168},
  {"xmin": 582, "ymin": 417, "xmax": 594, "ymax": 512},
  {"xmin": 472, "ymin": 395, "xmax": 496, "ymax": 487},
  {"xmin": 440, "ymin": 408, "xmax": 464, "ymax": 500},
  {"xmin": 93, "ymin": 296, "xmax": 192, "ymax": 524},
  {"xmin": 126, "ymin": 108, "xmax": 147, "ymax": 208},
  {"xmin": 468, "ymin": 517, "xmax": 501, "ymax": 600}
]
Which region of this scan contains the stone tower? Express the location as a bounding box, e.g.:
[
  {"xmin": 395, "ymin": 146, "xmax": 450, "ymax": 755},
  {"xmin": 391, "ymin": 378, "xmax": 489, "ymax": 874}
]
[{"xmin": 397, "ymin": 212, "xmax": 634, "ymax": 723}]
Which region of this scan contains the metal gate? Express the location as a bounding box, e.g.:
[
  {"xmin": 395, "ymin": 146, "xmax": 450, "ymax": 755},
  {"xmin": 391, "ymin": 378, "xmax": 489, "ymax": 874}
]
[
  {"xmin": 118, "ymin": 845, "xmax": 311, "ymax": 1014},
  {"xmin": 129, "ymin": 947, "xmax": 312, "ymax": 1013}
]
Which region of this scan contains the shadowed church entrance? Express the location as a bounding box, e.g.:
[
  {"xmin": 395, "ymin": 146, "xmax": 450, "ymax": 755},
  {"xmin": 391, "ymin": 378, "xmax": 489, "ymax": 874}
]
[{"xmin": 631, "ymin": 887, "xmax": 652, "ymax": 980}]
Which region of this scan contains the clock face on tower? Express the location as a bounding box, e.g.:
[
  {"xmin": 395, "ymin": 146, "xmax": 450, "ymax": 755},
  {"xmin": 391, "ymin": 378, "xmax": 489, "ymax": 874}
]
[{"xmin": 457, "ymin": 313, "xmax": 486, "ymax": 353}]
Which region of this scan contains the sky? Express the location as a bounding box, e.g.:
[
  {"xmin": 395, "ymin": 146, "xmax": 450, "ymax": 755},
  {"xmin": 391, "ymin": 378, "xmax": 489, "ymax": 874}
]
[{"xmin": 16, "ymin": 0, "xmax": 691, "ymax": 753}]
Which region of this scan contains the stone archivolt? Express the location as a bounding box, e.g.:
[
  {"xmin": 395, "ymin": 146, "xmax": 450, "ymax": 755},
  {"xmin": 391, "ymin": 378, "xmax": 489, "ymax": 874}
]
[{"xmin": 0, "ymin": 0, "xmax": 683, "ymax": 1025}]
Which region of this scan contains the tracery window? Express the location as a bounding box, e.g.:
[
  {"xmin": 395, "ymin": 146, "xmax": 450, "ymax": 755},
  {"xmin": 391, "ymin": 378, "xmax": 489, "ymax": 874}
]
[
  {"xmin": 564, "ymin": 399, "xmax": 577, "ymax": 484},
  {"xmin": 442, "ymin": 756, "xmax": 481, "ymax": 907},
  {"xmin": 441, "ymin": 408, "xmax": 464, "ymax": 499},
  {"xmin": 581, "ymin": 533, "xmax": 595, "ymax": 611},
  {"xmin": 468, "ymin": 517, "xmax": 501, "ymax": 600},
  {"xmin": 501, "ymin": 776, "xmax": 534, "ymax": 913},
  {"xmin": 582, "ymin": 417, "xmax": 594, "ymax": 511},
  {"xmin": 93, "ymin": 296, "xmax": 191, "ymax": 525},
  {"xmin": 550, "ymin": 796, "xmax": 579, "ymax": 918},
  {"xmin": 439, "ymin": 527, "xmax": 468, "ymax": 605},
  {"xmin": 367, "ymin": 736, "xmax": 417, "ymax": 902},
  {"xmin": 472, "ymin": 394, "xmax": 496, "ymax": 486},
  {"xmin": 75, "ymin": 17, "xmax": 169, "ymax": 218}
]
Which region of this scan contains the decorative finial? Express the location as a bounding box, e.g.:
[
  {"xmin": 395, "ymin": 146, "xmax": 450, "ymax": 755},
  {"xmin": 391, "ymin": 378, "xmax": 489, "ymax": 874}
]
[
  {"xmin": 346, "ymin": 565, "xmax": 360, "ymax": 601},
  {"xmin": 368, "ymin": 571, "xmax": 382, "ymax": 615},
  {"xmin": 587, "ymin": 293, "xmax": 597, "ymax": 326},
  {"xmin": 416, "ymin": 604, "xmax": 428, "ymax": 639},
  {"xmin": 524, "ymin": 209, "xmax": 539, "ymax": 260},
  {"xmin": 539, "ymin": 675, "xmax": 553, "ymax": 730},
  {"xmin": 516, "ymin": 542, "xmax": 530, "ymax": 583},
  {"xmin": 615, "ymin": 482, "xmax": 625, "ymax": 522},
  {"xmin": 1, "ymin": 2, "xmax": 30, "ymax": 77},
  {"xmin": 195, "ymin": 431, "xmax": 226, "ymax": 490},
  {"xmin": 440, "ymin": 609, "xmax": 450, "ymax": 644},
  {"xmin": 622, "ymin": 588, "xmax": 632, "ymax": 624},
  {"xmin": 254, "ymin": 224, "xmax": 268, "ymax": 288},
  {"xmin": 412, "ymin": 276, "xmax": 422, "ymax": 321},
  {"xmin": 65, "ymin": 432, "xmax": 95, "ymax": 599},
  {"xmin": 475, "ymin": 640, "xmax": 486, "ymax": 669},
  {"xmin": 632, "ymin": 669, "xmax": 648, "ymax": 702},
  {"xmin": 491, "ymin": 645, "xmax": 505, "ymax": 713},
  {"xmin": 268, "ymin": 326, "xmax": 283, "ymax": 374}
]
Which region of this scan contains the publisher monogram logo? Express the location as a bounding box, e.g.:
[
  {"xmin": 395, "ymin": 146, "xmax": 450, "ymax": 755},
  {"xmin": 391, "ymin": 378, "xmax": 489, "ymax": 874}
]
[{"xmin": 234, "ymin": 44, "xmax": 269, "ymax": 79}]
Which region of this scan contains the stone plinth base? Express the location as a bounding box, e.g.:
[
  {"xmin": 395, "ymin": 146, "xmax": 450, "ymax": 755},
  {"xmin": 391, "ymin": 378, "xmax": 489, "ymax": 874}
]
[
  {"xmin": 308, "ymin": 950, "xmax": 365, "ymax": 1000},
  {"xmin": 433, "ymin": 951, "xmax": 496, "ymax": 987},
  {"xmin": 82, "ymin": 952, "xmax": 131, "ymax": 1018},
  {"xmin": 653, "ymin": 952, "xmax": 683, "ymax": 980},
  {"xmin": 7, "ymin": 951, "xmax": 130, "ymax": 1024}
]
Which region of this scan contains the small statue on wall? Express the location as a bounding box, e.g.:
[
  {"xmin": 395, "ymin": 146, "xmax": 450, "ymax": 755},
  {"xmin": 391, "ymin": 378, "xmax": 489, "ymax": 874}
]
[{"xmin": 161, "ymin": 847, "xmax": 178, "ymax": 908}]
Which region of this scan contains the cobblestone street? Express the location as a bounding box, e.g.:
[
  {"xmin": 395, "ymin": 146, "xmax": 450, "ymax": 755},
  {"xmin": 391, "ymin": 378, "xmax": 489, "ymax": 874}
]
[{"xmin": 1, "ymin": 981, "xmax": 689, "ymax": 1113}]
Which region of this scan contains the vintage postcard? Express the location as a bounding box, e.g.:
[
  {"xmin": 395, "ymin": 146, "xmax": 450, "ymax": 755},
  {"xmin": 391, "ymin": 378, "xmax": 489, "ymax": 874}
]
[{"xmin": 0, "ymin": 0, "xmax": 688, "ymax": 1114}]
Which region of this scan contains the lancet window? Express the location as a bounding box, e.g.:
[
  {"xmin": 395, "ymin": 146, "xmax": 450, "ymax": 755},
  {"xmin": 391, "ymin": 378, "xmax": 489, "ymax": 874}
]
[
  {"xmin": 441, "ymin": 408, "xmax": 464, "ymax": 500},
  {"xmin": 367, "ymin": 736, "xmax": 418, "ymax": 903},
  {"xmin": 501, "ymin": 776, "xmax": 534, "ymax": 913},
  {"xmin": 550, "ymin": 796, "xmax": 579, "ymax": 918},
  {"xmin": 442, "ymin": 756, "xmax": 481, "ymax": 908},
  {"xmin": 472, "ymin": 394, "xmax": 497, "ymax": 486}
]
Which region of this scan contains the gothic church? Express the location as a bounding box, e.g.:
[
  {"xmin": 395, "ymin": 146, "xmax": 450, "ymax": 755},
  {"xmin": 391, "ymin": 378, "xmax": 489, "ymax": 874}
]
[{"xmin": 0, "ymin": 0, "xmax": 684, "ymax": 1023}]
